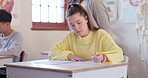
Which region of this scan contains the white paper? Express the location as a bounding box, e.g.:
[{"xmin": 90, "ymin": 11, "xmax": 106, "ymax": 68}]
[{"xmin": 34, "ymin": 60, "xmax": 75, "ymax": 65}]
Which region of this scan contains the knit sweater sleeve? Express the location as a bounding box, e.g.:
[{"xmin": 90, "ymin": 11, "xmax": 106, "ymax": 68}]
[
  {"xmin": 0, "ymin": 32, "xmax": 23, "ymax": 57},
  {"xmin": 99, "ymin": 30, "xmax": 124, "ymax": 64},
  {"xmin": 49, "ymin": 33, "xmax": 74, "ymax": 60}
]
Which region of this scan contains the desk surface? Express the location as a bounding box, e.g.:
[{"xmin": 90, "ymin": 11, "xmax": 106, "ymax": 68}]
[
  {"xmin": 0, "ymin": 56, "xmax": 14, "ymax": 68},
  {"xmin": 0, "ymin": 56, "xmax": 15, "ymax": 59},
  {"xmin": 40, "ymin": 51, "xmax": 49, "ymax": 55},
  {"xmin": 5, "ymin": 59, "xmax": 128, "ymax": 73}
]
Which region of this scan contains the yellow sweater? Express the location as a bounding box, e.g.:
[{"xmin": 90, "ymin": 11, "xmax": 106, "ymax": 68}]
[{"xmin": 49, "ymin": 29, "xmax": 124, "ymax": 64}]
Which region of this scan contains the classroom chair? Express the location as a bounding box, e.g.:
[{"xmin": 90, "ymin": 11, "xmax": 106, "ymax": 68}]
[{"xmin": 19, "ymin": 51, "xmax": 27, "ymax": 62}]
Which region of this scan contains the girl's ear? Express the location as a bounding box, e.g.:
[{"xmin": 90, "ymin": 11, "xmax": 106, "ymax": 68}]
[{"xmin": 85, "ymin": 15, "xmax": 88, "ymax": 22}]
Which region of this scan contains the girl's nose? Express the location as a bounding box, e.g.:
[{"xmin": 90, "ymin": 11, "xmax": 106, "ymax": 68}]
[{"xmin": 74, "ymin": 24, "xmax": 79, "ymax": 30}]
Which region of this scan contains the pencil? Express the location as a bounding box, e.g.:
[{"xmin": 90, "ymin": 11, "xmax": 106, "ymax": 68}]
[{"xmin": 96, "ymin": 51, "xmax": 117, "ymax": 55}]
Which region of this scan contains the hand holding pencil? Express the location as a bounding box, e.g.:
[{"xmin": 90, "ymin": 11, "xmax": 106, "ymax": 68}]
[
  {"xmin": 92, "ymin": 51, "xmax": 117, "ymax": 63},
  {"xmin": 96, "ymin": 51, "xmax": 117, "ymax": 55}
]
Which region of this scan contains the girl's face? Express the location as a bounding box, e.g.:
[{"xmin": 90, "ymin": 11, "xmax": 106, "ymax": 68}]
[{"xmin": 67, "ymin": 12, "xmax": 90, "ymax": 37}]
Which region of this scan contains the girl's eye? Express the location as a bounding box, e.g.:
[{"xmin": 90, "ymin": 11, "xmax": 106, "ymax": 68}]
[
  {"xmin": 71, "ymin": 25, "xmax": 75, "ymax": 27},
  {"xmin": 77, "ymin": 22, "xmax": 81, "ymax": 24},
  {"xmin": 77, "ymin": 21, "xmax": 82, "ymax": 24}
]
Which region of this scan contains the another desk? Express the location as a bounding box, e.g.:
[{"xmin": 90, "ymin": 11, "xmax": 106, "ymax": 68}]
[
  {"xmin": 5, "ymin": 56, "xmax": 128, "ymax": 78},
  {"xmin": 40, "ymin": 51, "xmax": 49, "ymax": 59},
  {"xmin": 0, "ymin": 56, "xmax": 14, "ymax": 68}
]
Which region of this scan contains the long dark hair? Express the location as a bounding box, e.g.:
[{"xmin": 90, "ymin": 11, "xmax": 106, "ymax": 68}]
[{"xmin": 66, "ymin": 4, "xmax": 98, "ymax": 31}]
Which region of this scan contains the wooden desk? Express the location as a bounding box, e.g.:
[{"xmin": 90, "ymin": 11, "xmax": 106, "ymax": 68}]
[
  {"xmin": 40, "ymin": 51, "xmax": 49, "ymax": 59},
  {"xmin": 0, "ymin": 56, "xmax": 14, "ymax": 68},
  {"xmin": 4, "ymin": 56, "xmax": 128, "ymax": 78}
]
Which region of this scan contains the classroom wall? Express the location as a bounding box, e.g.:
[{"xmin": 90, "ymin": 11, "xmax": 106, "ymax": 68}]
[
  {"xmin": 11, "ymin": 0, "xmax": 144, "ymax": 78},
  {"xmin": 12, "ymin": 0, "xmax": 69, "ymax": 60},
  {"xmin": 111, "ymin": 23, "xmax": 144, "ymax": 78}
]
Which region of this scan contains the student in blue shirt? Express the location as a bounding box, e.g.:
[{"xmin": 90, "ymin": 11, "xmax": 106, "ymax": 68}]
[{"xmin": 0, "ymin": 9, "xmax": 23, "ymax": 78}]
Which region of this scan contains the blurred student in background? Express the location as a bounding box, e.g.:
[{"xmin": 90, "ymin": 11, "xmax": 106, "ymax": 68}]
[{"xmin": 0, "ymin": 9, "xmax": 23, "ymax": 78}]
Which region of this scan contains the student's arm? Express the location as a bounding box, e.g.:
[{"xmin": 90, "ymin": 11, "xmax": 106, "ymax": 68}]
[
  {"xmin": 0, "ymin": 33, "xmax": 23, "ymax": 57},
  {"xmin": 101, "ymin": 30, "xmax": 124, "ymax": 64},
  {"xmin": 49, "ymin": 33, "xmax": 74, "ymax": 60}
]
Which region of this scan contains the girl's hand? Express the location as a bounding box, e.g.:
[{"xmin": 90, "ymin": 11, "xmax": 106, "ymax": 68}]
[
  {"xmin": 67, "ymin": 53, "xmax": 86, "ymax": 61},
  {"xmin": 92, "ymin": 52, "xmax": 109, "ymax": 63}
]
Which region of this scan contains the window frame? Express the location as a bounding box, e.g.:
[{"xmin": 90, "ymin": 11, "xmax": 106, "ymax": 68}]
[{"xmin": 31, "ymin": 0, "xmax": 70, "ymax": 30}]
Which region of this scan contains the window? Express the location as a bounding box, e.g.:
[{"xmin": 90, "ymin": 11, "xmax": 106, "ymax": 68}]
[{"xmin": 32, "ymin": 0, "xmax": 70, "ymax": 30}]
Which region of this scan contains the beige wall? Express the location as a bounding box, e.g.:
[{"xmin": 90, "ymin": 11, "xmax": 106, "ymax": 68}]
[
  {"xmin": 11, "ymin": 0, "xmax": 69, "ymax": 60},
  {"xmin": 11, "ymin": 0, "xmax": 144, "ymax": 78},
  {"xmin": 111, "ymin": 23, "xmax": 144, "ymax": 78}
]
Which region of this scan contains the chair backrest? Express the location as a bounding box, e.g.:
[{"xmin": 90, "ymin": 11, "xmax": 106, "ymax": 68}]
[
  {"xmin": 123, "ymin": 55, "xmax": 129, "ymax": 63},
  {"xmin": 20, "ymin": 51, "xmax": 26, "ymax": 62}
]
